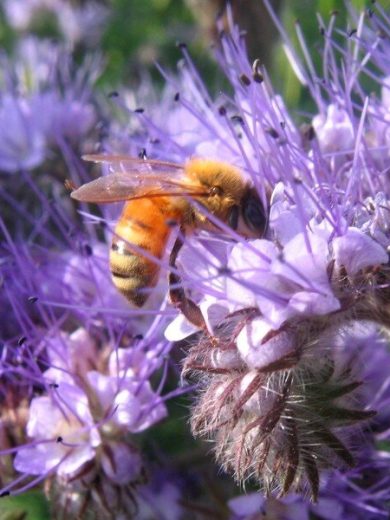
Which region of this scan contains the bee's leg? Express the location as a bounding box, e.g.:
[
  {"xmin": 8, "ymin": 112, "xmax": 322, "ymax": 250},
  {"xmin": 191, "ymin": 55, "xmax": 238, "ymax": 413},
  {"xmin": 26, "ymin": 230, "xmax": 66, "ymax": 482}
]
[{"xmin": 168, "ymin": 232, "xmax": 207, "ymax": 330}]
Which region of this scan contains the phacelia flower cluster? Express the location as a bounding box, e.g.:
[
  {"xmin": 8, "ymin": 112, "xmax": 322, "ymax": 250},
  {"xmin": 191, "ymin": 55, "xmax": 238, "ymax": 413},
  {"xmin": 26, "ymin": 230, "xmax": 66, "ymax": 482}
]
[
  {"xmin": 124, "ymin": 3, "xmax": 390, "ymax": 513},
  {"xmin": 1, "ymin": 2, "xmax": 390, "ymax": 519},
  {"xmin": 0, "ymin": 33, "xmax": 183, "ymax": 519}
]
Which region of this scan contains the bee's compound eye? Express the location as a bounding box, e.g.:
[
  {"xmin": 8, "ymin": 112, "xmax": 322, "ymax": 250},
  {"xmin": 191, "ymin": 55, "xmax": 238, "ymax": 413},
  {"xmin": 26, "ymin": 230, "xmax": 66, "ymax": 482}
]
[
  {"xmin": 243, "ymin": 193, "xmax": 266, "ymax": 233},
  {"xmin": 228, "ymin": 205, "xmax": 239, "ymax": 230}
]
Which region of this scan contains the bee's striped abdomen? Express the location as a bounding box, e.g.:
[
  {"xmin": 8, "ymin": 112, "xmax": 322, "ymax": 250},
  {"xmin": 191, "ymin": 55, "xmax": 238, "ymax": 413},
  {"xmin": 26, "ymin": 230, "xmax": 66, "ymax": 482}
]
[{"xmin": 110, "ymin": 197, "xmax": 181, "ymax": 306}]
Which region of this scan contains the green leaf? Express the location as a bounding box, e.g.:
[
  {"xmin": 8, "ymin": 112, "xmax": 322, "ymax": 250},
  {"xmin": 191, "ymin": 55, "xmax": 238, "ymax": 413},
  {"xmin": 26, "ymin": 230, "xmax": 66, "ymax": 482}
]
[{"xmin": 0, "ymin": 491, "xmax": 50, "ymax": 520}]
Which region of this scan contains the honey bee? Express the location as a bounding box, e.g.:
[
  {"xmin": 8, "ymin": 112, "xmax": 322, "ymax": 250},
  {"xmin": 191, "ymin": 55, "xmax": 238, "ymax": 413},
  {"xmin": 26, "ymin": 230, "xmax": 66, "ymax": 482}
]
[{"xmin": 71, "ymin": 155, "xmax": 267, "ymax": 327}]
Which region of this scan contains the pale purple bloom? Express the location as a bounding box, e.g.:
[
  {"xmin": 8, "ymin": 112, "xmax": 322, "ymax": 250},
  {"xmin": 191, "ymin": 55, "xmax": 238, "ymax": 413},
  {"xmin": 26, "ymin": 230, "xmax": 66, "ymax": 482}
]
[
  {"xmin": 33, "ymin": 92, "xmax": 96, "ymax": 145},
  {"xmin": 229, "ymin": 493, "xmax": 266, "ymax": 519},
  {"xmin": 0, "ymin": 37, "xmax": 99, "ymax": 177},
  {"xmin": 40, "ymin": 244, "xmax": 131, "ymax": 320},
  {"xmin": 43, "ymin": 328, "xmax": 98, "ymax": 377},
  {"xmin": 3, "ymin": 0, "xmax": 108, "ymax": 46},
  {"xmin": 312, "ymin": 104, "xmax": 355, "ymax": 154},
  {"xmin": 14, "ymin": 379, "xmax": 101, "ymax": 478},
  {"xmin": 87, "ymin": 371, "xmax": 167, "ymax": 433},
  {"xmin": 0, "ymin": 316, "xmax": 172, "ymax": 503},
  {"xmin": 333, "ymin": 227, "xmax": 388, "ymax": 275},
  {"xmin": 236, "ymin": 317, "xmax": 295, "ymax": 370},
  {"xmin": 227, "ymin": 230, "xmax": 340, "ymax": 328},
  {"xmin": 0, "ymin": 95, "xmax": 46, "ymax": 172}
]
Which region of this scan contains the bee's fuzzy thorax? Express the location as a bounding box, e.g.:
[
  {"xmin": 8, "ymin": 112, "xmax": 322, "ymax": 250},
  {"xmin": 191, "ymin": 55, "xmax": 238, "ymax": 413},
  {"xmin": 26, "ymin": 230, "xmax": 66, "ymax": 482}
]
[{"xmin": 186, "ymin": 158, "xmax": 247, "ymax": 201}]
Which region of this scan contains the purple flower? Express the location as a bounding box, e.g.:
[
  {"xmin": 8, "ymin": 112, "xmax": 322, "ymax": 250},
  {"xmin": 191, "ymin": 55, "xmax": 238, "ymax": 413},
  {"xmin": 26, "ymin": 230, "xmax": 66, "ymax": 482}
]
[
  {"xmin": 0, "ymin": 94, "xmax": 46, "ymax": 173},
  {"xmin": 0, "ymin": 37, "xmax": 99, "ymax": 177},
  {"xmin": 0, "ymin": 316, "xmax": 173, "ymax": 516},
  {"xmin": 332, "ymin": 227, "xmax": 388, "ymax": 274},
  {"xmin": 1, "ymin": 0, "xmax": 390, "ymax": 515},
  {"xmin": 87, "ymin": 369, "xmax": 167, "ymax": 433},
  {"xmin": 3, "ymin": 1, "xmax": 108, "ymax": 47},
  {"xmin": 33, "ymin": 92, "xmax": 96, "ymax": 145},
  {"xmin": 14, "ymin": 379, "xmax": 101, "ymax": 478},
  {"xmin": 312, "ymin": 104, "xmax": 354, "ymax": 153},
  {"xmin": 128, "ymin": 3, "xmax": 390, "ymax": 505},
  {"xmin": 0, "ymin": 101, "xmax": 174, "ymax": 515}
]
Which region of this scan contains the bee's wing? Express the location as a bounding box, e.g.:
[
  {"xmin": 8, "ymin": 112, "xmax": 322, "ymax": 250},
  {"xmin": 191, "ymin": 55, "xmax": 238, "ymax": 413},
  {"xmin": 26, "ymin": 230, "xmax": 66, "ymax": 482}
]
[
  {"xmin": 83, "ymin": 154, "xmax": 184, "ymax": 172},
  {"xmin": 71, "ymin": 155, "xmax": 206, "ymax": 203},
  {"xmin": 71, "ymin": 172, "xmax": 146, "ymax": 202}
]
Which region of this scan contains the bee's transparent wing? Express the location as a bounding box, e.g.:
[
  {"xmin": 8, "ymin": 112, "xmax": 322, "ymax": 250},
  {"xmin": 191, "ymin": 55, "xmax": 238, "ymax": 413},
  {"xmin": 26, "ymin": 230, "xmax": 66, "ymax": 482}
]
[
  {"xmin": 71, "ymin": 155, "xmax": 206, "ymax": 203},
  {"xmin": 71, "ymin": 172, "xmax": 146, "ymax": 202},
  {"xmin": 83, "ymin": 154, "xmax": 184, "ymax": 172}
]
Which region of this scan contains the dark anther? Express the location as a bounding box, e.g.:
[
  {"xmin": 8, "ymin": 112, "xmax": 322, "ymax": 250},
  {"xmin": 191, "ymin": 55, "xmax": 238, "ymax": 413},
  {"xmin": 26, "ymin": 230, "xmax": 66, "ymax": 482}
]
[
  {"xmin": 319, "ymin": 27, "xmax": 325, "ymax": 36},
  {"xmin": 134, "ymin": 108, "xmax": 144, "ymax": 114},
  {"xmin": 280, "ymin": 121, "xmax": 286, "ymax": 129},
  {"xmin": 306, "ymin": 125, "xmax": 315, "ymax": 140},
  {"xmin": 176, "ymin": 42, "xmax": 187, "ymax": 49},
  {"xmin": 138, "ymin": 148, "xmax": 147, "ymax": 159},
  {"xmin": 28, "ymin": 296, "xmax": 38, "ymax": 304},
  {"xmin": 218, "ymin": 105, "xmax": 227, "ymax": 116},
  {"xmin": 252, "ymin": 59, "xmax": 263, "ymax": 83},
  {"xmin": 218, "ymin": 266, "xmax": 231, "ymax": 275},
  {"xmin": 49, "ymin": 383, "xmax": 59, "ymax": 388},
  {"xmin": 231, "ymin": 115, "xmax": 244, "ymax": 124},
  {"xmin": 84, "ymin": 244, "xmax": 93, "ymax": 256},
  {"xmin": 0, "ymin": 491, "xmax": 10, "ymax": 497},
  {"xmin": 265, "ymin": 127, "xmax": 279, "ymax": 139},
  {"xmin": 368, "ymin": 8, "xmax": 374, "ymax": 17},
  {"xmin": 149, "ymin": 138, "xmax": 160, "ymax": 144},
  {"xmin": 331, "ymin": 10, "xmax": 339, "ymax": 16},
  {"xmin": 99, "ymin": 221, "xmax": 107, "ymax": 229},
  {"xmin": 108, "ymin": 91, "xmax": 119, "ymax": 98},
  {"xmin": 239, "ymin": 73, "xmax": 251, "ymax": 86},
  {"xmin": 174, "ymin": 92, "xmax": 180, "ymax": 102},
  {"xmin": 301, "ymin": 123, "xmax": 316, "ymax": 141},
  {"xmin": 348, "ymin": 28, "xmax": 357, "ymax": 37},
  {"xmin": 18, "ymin": 336, "xmax": 26, "ymax": 346},
  {"xmin": 134, "ymin": 334, "xmax": 144, "ymax": 341},
  {"xmin": 56, "ymin": 436, "xmax": 63, "ymax": 443}
]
